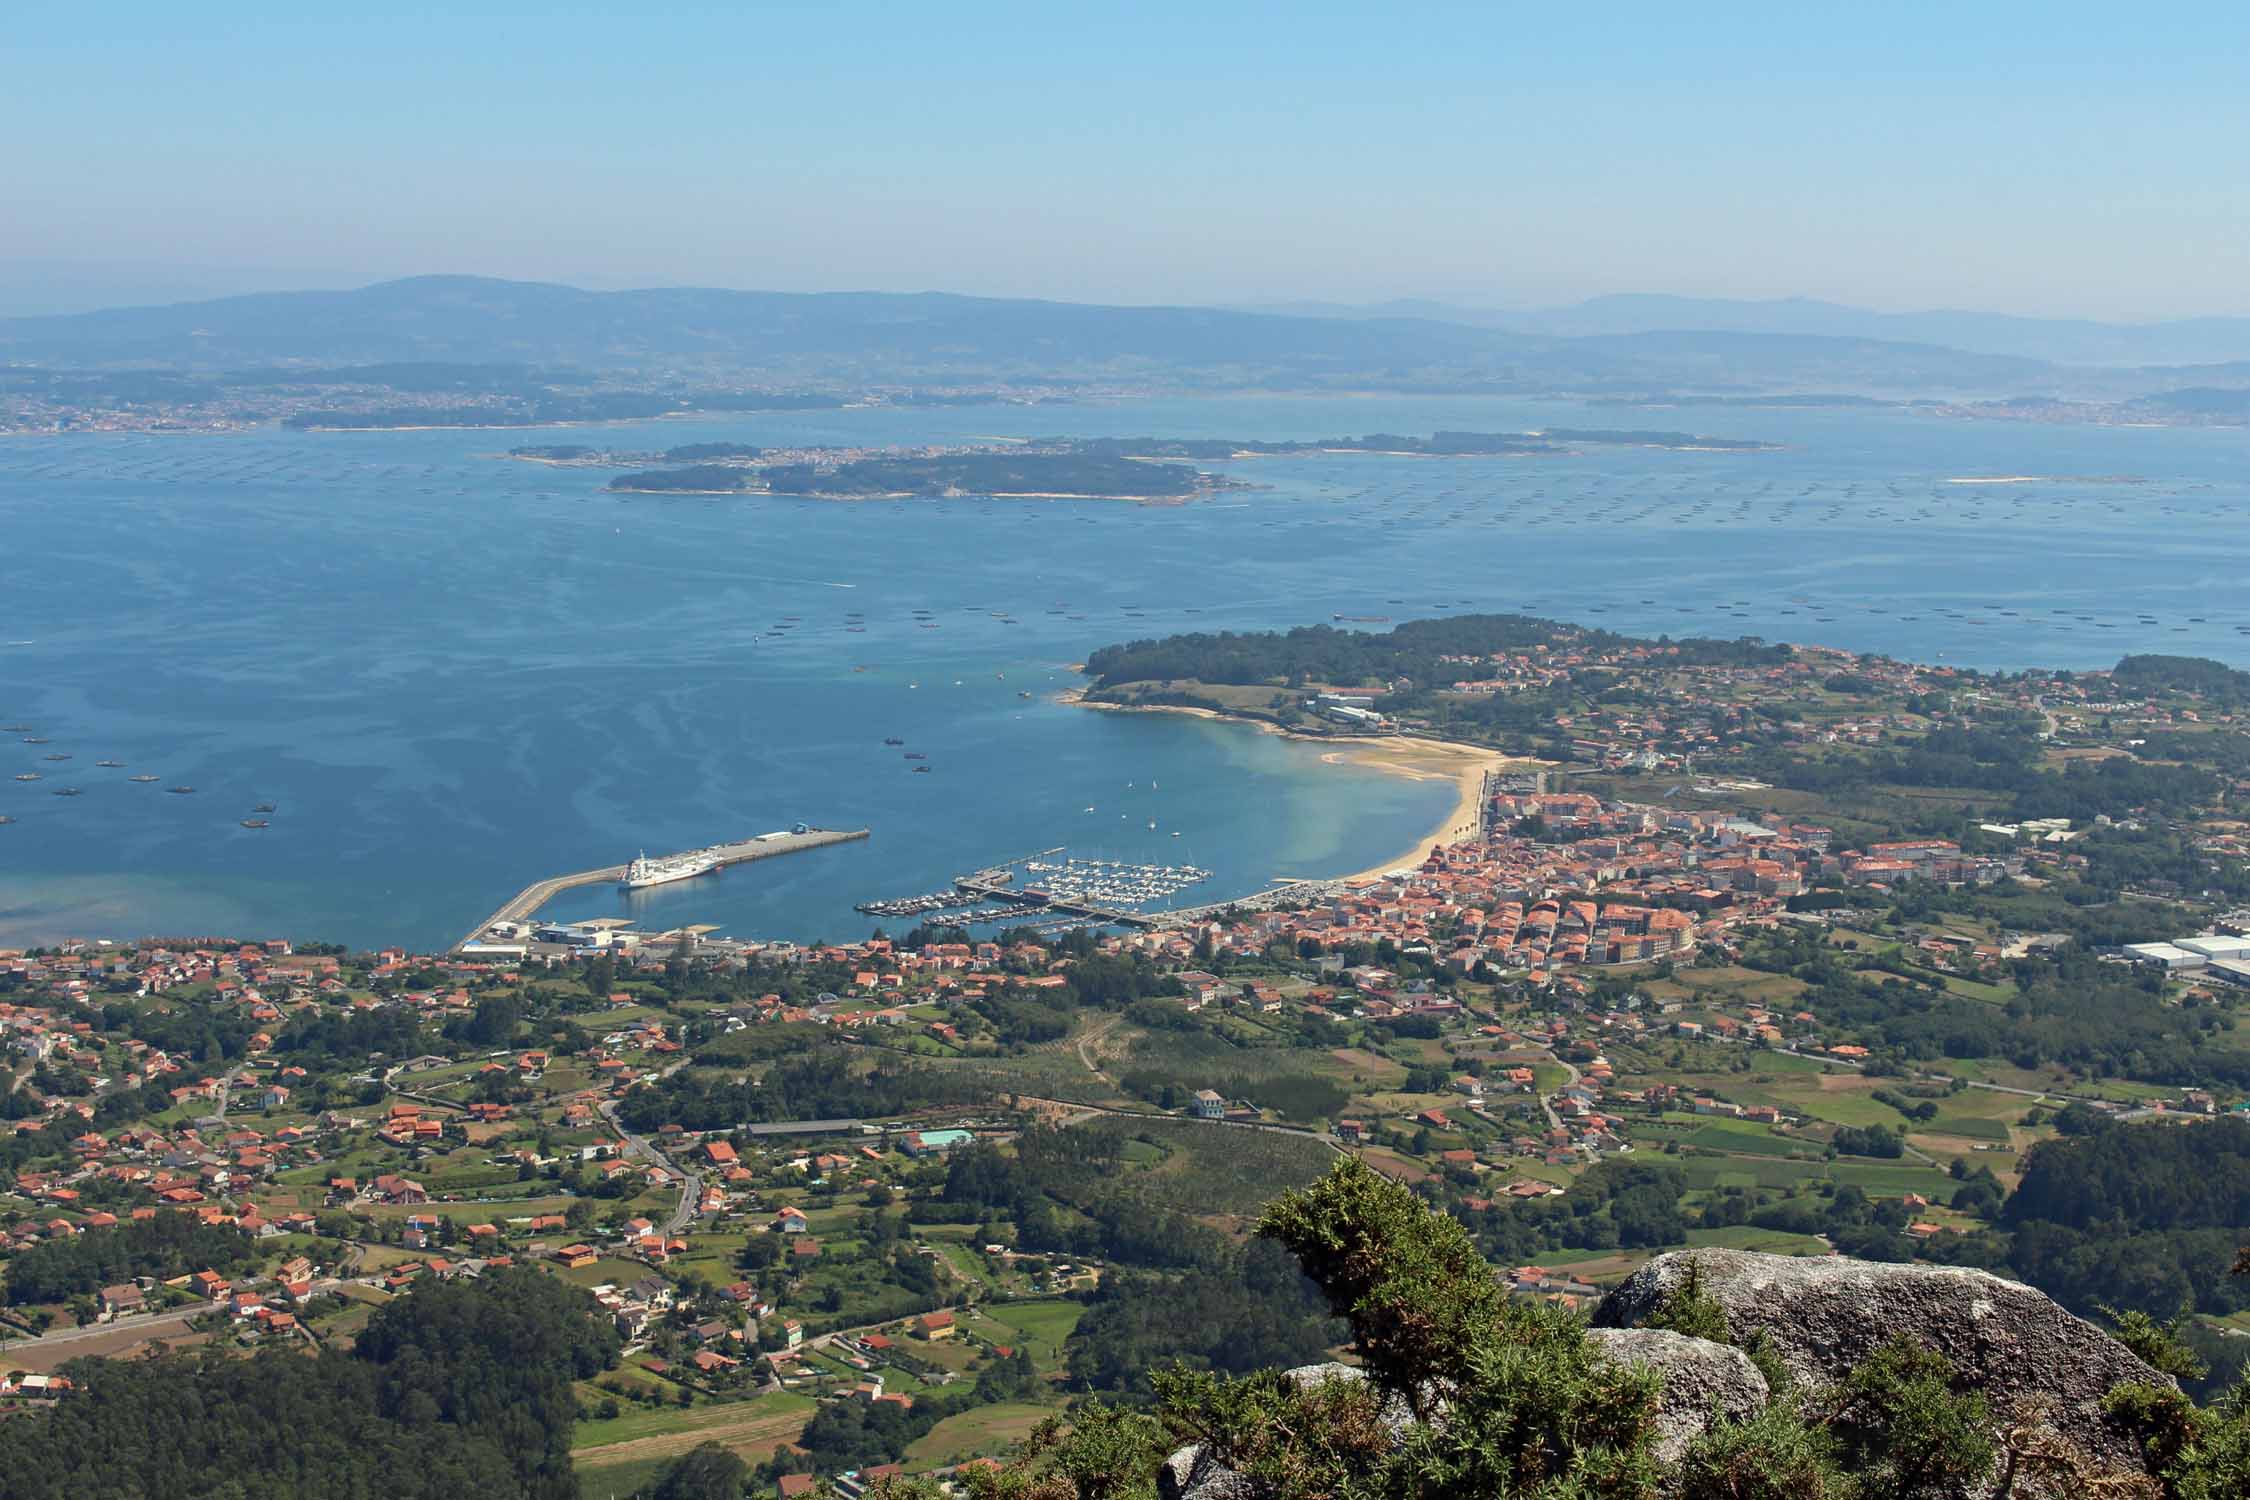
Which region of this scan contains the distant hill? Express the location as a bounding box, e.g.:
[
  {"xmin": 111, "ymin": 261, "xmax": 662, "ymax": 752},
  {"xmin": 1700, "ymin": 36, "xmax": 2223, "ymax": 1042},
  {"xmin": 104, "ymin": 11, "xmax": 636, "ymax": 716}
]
[
  {"xmin": 0, "ymin": 275, "xmax": 1524, "ymax": 377},
  {"xmin": 1516, "ymin": 293, "xmax": 2250, "ymax": 367},
  {"xmin": 1248, "ymin": 292, "xmax": 2250, "ymax": 369},
  {"xmin": 0, "ymin": 274, "xmax": 2080, "ymax": 395}
]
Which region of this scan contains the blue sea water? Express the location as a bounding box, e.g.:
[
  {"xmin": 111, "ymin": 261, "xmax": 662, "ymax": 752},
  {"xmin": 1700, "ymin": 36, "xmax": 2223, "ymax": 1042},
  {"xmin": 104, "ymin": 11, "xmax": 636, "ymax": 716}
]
[{"xmin": 0, "ymin": 394, "xmax": 2246, "ymax": 949}]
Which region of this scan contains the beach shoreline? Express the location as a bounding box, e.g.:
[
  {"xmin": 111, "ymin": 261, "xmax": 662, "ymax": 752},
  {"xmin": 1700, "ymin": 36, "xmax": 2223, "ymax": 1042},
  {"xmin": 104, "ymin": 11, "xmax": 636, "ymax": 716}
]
[{"xmin": 1061, "ymin": 688, "xmax": 1538, "ymax": 885}]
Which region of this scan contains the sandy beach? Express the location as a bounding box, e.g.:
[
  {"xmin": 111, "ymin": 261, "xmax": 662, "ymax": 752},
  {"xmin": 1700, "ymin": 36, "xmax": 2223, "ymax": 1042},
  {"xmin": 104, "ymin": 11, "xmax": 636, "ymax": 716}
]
[
  {"xmin": 1062, "ymin": 690, "xmax": 1536, "ymax": 885},
  {"xmin": 1317, "ymin": 734, "xmax": 1527, "ymax": 883}
]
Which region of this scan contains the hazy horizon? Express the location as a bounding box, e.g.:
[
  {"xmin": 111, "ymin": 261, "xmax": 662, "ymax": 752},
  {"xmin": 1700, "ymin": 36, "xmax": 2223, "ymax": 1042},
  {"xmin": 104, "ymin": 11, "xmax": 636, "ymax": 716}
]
[
  {"xmin": 13, "ymin": 3, "xmax": 2250, "ymax": 322},
  {"xmin": 10, "ymin": 262, "xmax": 2250, "ymax": 332}
]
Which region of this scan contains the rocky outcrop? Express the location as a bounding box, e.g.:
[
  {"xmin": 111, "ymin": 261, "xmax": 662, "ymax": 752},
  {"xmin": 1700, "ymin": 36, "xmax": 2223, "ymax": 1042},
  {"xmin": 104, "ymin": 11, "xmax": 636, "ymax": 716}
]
[
  {"xmin": 1160, "ymin": 1252, "xmax": 2179, "ymax": 1500},
  {"xmin": 1594, "ymin": 1248, "xmax": 2170, "ymax": 1492},
  {"xmin": 1158, "ymin": 1443, "xmax": 1257, "ymax": 1500},
  {"xmin": 1583, "ymin": 1326, "xmax": 1769, "ymax": 1463}
]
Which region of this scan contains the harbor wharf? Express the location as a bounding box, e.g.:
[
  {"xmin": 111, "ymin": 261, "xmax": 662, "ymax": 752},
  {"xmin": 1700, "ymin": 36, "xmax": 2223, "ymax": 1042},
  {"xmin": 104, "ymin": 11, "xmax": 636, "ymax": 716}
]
[{"xmin": 453, "ymin": 826, "xmax": 869, "ymax": 951}]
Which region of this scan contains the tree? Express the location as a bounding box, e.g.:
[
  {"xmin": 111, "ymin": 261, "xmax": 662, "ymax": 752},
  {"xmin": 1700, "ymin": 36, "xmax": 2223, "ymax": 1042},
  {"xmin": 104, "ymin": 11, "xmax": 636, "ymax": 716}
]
[
  {"xmin": 0, "ymin": 1268, "xmax": 619, "ymax": 1500},
  {"xmin": 644, "ymin": 1442, "xmax": 748, "ymax": 1500}
]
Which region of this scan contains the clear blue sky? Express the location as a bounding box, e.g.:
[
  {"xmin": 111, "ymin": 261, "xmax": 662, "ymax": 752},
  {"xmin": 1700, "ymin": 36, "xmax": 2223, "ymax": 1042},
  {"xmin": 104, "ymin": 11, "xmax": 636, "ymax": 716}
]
[{"xmin": 9, "ymin": 2, "xmax": 2248, "ymax": 317}]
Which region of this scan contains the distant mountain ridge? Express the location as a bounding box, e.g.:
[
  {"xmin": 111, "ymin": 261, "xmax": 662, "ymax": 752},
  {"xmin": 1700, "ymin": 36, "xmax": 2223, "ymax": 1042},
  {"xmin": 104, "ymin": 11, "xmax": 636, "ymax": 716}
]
[
  {"xmin": 0, "ymin": 275, "xmax": 1525, "ymax": 372},
  {"xmin": 2, "ymin": 274, "xmax": 2241, "ymax": 397},
  {"xmin": 1247, "ymin": 292, "xmax": 2250, "ymax": 368}
]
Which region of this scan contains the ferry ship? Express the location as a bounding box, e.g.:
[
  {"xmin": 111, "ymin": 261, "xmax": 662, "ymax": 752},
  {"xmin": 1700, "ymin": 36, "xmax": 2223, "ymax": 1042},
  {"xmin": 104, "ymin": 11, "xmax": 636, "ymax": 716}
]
[{"xmin": 622, "ymin": 848, "xmax": 722, "ymax": 890}]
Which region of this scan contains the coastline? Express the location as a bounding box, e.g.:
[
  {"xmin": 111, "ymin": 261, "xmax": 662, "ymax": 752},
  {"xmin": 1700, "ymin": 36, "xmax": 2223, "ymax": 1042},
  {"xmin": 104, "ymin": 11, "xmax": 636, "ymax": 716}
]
[
  {"xmin": 614, "ymin": 486, "xmax": 1202, "ymax": 503},
  {"xmin": 1061, "ymin": 688, "xmax": 1535, "ymax": 886},
  {"xmin": 1315, "ymin": 733, "xmax": 1519, "ymax": 883}
]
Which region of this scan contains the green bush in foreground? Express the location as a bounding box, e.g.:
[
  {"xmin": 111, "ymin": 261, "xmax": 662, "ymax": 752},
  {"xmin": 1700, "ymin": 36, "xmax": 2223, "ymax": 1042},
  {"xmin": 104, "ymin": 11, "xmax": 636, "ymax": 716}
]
[{"xmin": 837, "ymin": 1158, "xmax": 2250, "ymax": 1500}]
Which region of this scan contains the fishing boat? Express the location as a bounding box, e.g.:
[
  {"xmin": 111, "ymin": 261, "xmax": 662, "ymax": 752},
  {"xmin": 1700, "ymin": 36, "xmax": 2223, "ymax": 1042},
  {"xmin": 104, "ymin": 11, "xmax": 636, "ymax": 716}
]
[
  {"xmin": 253, "ymin": 803, "xmax": 277, "ymax": 813},
  {"xmin": 128, "ymin": 774, "xmax": 159, "ymax": 783},
  {"xmin": 168, "ymin": 786, "xmax": 195, "ymax": 794},
  {"xmin": 96, "ymin": 759, "xmax": 124, "ymax": 767},
  {"xmin": 13, "ymin": 773, "xmax": 39, "ymax": 782},
  {"xmin": 240, "ymin": 819, "xmax": 270, "ymax": 829}
]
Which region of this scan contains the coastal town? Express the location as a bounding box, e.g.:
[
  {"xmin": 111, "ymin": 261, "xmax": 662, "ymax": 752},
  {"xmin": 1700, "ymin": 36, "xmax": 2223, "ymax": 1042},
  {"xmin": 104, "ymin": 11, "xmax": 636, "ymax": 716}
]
[
  {"xmin": 22, "ymin": 10, "xmax": 2250, "ymax": 1493},
  {"xmin": 8, "ymin": 623, "xmax": 2250, "ymax": 1489}
]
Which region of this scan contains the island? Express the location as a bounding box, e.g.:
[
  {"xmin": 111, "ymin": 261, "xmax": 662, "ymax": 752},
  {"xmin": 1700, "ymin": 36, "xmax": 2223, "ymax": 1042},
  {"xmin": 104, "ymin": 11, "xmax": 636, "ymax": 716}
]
[
  {"xmin": 507, "ymin": 443, "xmax": 601, "ymax": 462},
  {"xmin": 604, "ymin": 463, "xmax": 757, "ymax": 494},
  {"xmin": 574, "ymin": 426, "xmax": 1781, "ymax": 504},
  {"xmin": 761, "ymin": 451, "xmax": 1213, "ymax": 500},
  {"xmin": 1076, "ymin": 427, "xmax": 1781, "ymax": 458},
  {"xmin": 662, "ymin": 441, "xmax": 763, "ymax": 461}
]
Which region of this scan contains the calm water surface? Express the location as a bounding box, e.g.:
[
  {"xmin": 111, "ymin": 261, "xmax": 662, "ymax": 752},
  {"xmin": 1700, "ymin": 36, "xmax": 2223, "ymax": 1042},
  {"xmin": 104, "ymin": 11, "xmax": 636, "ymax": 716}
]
[{"xmin": 1, "ymin": 395, "xmax": 2245, "ymax": 947}]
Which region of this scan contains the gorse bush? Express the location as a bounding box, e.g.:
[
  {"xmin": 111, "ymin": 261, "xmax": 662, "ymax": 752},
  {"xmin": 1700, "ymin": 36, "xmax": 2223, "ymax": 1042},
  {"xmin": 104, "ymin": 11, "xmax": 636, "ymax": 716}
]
[{"xmin": 857, "ymin": 1158, "xmax": 2250, "ymax": 1500}]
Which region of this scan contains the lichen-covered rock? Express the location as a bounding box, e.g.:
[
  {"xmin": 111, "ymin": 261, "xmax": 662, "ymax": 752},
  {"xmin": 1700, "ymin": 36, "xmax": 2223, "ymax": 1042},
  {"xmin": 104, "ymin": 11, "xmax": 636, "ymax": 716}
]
[
  {"xmin": 1594, "ymin": 1248, "xmax": 2169, "ymax": 1491},
  {"xmin": 1585, "ymin": 1326, "xmax": 1768, "ymax": 1464},
  {"xmin": 1157, "ymin": 1442, "xmax": 1257, "ymax": 1500}
]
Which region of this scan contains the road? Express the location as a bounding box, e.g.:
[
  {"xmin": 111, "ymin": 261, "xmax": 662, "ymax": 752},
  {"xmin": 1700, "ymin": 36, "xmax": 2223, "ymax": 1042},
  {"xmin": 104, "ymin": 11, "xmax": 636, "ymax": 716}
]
[
  {"xmin": 1707, "ymin": 1034, "xmax": 2090, "ymax": 1105},
  {"xmin": 1004, "ymin": 1092, "xmax": 1348, "ymax": 1156},
  {"xmin": 5, "ymin": 1304, "xmax": 200, "ymax": 1352},
  {"xmin": 599, "ymin": 1063, "xmax": 704, "ymax": 1236},
  {"xmin": 1538, "ymin": 1052, "xmax": 1581, "ymax": 1132},
  {"xmin": 195, "ymin": 1065, "xmax": 244, "ymax": 1131},
  {"xmin": 1073, "ymin": 1013, "xmax": 1122, "ymax": 1087},
  {"xmin": 4, "ymin": 1272, "xmax": 362, "ymax": 1359}
]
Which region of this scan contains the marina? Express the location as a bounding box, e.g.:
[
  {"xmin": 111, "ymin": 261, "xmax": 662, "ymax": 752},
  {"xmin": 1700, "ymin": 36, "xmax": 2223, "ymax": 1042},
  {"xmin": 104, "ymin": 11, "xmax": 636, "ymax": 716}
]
[
  {"xmin": 856, "ymin": 848, "xmax": 1215, "ymax": 929},
  {"xmin": 453, "ymin": 825, "xmax": 870, "ymax": 952}
]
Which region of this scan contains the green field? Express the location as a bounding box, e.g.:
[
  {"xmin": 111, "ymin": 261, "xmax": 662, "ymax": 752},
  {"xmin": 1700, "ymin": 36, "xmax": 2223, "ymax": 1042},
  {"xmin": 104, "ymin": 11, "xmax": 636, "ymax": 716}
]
[
  {"xmin": 572, "ymin": 1389, "xmax": 814, "ymax": 1454},
  {"xmin": 1923, "ymin": 1114, "xmax": 2012, "ymax": 1142},
  {"xmin": 1684, "ymin": 1121, "xmax": 1812, "ymax": 1157},
  {"xmin": 1827, "ymin": 1160, "xmax": 1957, "ymax": 1195},
  {"xmin": 1684, "ymin": 1225, "xmax": 1832, "ymax": 1256},
  {"xmin": 905, "ymin": 1400, "xmax": 1063, "ymax": 1468},
  {"xmin": 1068, "ymin": 1116, "xmax": 1337, "ymax": 1218},
  {"xmin": 979, "ymin": 1298, "xmax": 1085, "ymax": 1358},
  {"xmin": 1757, "ymin": 1082, "xmax": 1903, "ymax": 1130}
]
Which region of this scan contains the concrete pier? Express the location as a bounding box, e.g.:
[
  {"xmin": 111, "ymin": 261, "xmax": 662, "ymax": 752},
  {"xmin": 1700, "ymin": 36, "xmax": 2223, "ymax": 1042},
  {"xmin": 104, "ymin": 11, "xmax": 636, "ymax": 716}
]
[{"xmin": 453, "ymin": 826, "xmax": 869, "ymax": 951}]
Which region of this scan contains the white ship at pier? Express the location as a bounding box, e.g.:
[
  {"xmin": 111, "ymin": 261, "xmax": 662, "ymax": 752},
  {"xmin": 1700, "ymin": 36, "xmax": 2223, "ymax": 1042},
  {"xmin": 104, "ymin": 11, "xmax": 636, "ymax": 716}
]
[{"xmin": 622, "ymin": 848, "xmax": 722, "ymax": 890}]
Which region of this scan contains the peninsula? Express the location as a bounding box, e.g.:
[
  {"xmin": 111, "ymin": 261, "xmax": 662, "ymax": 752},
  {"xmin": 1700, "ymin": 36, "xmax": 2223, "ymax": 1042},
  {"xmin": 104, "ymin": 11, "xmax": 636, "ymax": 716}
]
[{"xmin": 573, "ymin": 426, "xmax": 1775, "ymax": 501}]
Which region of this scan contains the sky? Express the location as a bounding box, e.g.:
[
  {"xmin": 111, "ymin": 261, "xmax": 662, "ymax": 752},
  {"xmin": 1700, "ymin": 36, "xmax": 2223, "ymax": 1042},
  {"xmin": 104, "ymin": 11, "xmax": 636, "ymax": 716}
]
[{"xmin": 8, "ymin": 2, "xmax": 2250, "ymax": 319}]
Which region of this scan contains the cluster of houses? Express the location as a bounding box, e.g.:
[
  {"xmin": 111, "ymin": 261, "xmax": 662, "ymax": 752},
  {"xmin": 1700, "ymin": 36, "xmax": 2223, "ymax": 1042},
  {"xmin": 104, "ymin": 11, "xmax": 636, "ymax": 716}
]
[{"xmin": 1087, "ymin": 793, "xmax": 2013, "ymax": 996}]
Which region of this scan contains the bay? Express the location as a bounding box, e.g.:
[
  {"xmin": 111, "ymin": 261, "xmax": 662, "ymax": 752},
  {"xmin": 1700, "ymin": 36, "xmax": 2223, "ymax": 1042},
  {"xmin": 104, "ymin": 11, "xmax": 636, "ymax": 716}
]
[{"xmin": 1, "ymin": 394, "xmax": 2246, "ymax": 949}]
